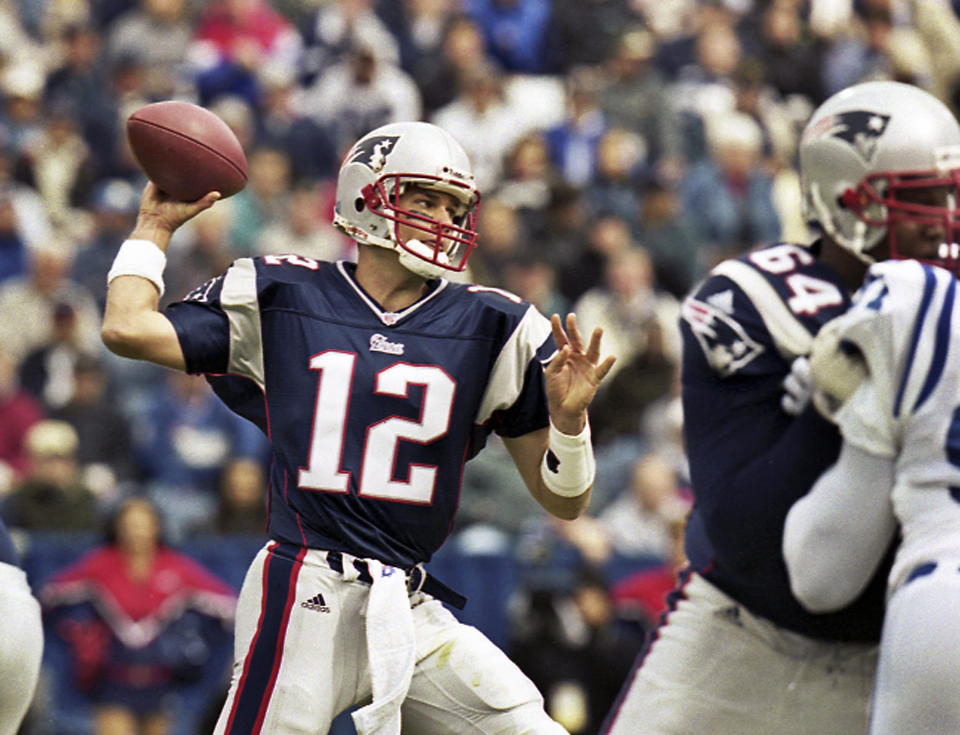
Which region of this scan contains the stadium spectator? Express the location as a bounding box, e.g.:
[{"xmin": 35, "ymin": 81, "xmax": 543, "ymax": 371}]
[
  {"xmin": 598, "ymin": 27, "xmax": 685, "ymax": 185},
  {"xmin": 198, "ymin": 456, "xmax": 268, "ymax": 536},
  {"xmin": 40, "ymin": 496, "xmax": 236, "ymax": 735},
  {"xmin": 466, "ymin": 0, "xmax": 553, "ymax": 74},
  {"xmin": 17, "ymin": 301, "xmax": 94, "ymax": 411},
  {"xmin": 131, "ymin": 370, "xmax": 269, "ymax": 540},
  {"xmin": 544, "ymin": 66, "xmax": 610, "ymax": 188},
  {"xmin": 3, "ymin": 419, "xmax": 101, "ymax": 532},
  {"xmin": 225, "ymin": 144, "xmax": 293, "ymax": 256},
  {"xmin": 254, "ymin": 179, "xmax": 349, "ymax": 262},
  {"xmin": 585, "ymin": 127, "xmax": 648, "ymax": 230},
  {"xmin": 13, "ymin": 99, "xmax": 99, "ymax": 230},
  {"xmin": 72, "ymin": 178, "xmax": 142, "ymax": 310},
  {"xmin": 432, "ymin": 61, "xmax": 532, "ymax": 191},
  {"xmin": 0, "ymin": 346, "xmax": 45, "ymax": 491},
  {"xmin": 302, "ymin": 39, "xmax": 422, "ymax": 155},
  {"xmin": 598, "ymin": 452, "xmax": 690, "ymax": 560},
  {"xmin": 0, "ymin": 235, "xmax": 102, "ymax": 365},
  {"xmin": 254, "ymin": 60, "xmax": 339, "ymax": 182},
  {"xmin": 106, "ymin": 0, "xmax": 195, "ymax": 102},
  {"xmin": 509, "ymin": 566, "xmax": 646, "ymax": 735},
  {"xmin": 49, "ymin": 353, "xmax": 137, "ymax": 499},
  {"xmin": 189, "ymin": 0, "xmax": 302, "ymax": 106},
  {"xmin": 43, "ymin": 22, "xmax": 118, "ymax": 171},
  {"xmin": 633, "ymin": 177, "xmax": 705, "ymax": 298},
  {"xmin": 0, "ymin": 138, "xmax": 54, "ymax": 255},
  {"xmin": 546, "ymin": 0, "xmax": 647, "ymax": 72},
  {"xmin": 679, "ymin": 110, "xmax": 782, "ymax": 262}
]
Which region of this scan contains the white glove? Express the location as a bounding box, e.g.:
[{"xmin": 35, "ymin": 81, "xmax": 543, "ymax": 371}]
[
  {"xmin": 781, "ymin": 356, "xmax": 813, "ymax": 416},
  {"xmin": 808, "ymin": 316, "xmax": 868, "ymax": 419}
]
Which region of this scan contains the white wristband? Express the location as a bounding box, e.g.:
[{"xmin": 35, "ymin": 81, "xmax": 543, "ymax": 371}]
[
  {"xmin": 107, "ymin": 239, "xmax": 167, "ymax": 297},
  {"xmin": 540, "ymin": 419, "xmax": 596, "ymax": 498}
]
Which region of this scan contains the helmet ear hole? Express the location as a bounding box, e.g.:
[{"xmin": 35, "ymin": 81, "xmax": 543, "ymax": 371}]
[{"xmin": 354, "ymin": 197, "xmax": 365, "ymax": 213}]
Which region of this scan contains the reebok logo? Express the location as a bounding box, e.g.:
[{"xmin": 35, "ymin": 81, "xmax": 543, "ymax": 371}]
[{"xmin": 301, "ymin": 593, "xmax": 331, "ymax": 613}]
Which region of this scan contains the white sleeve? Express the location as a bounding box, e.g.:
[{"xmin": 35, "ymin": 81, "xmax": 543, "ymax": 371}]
[{"xmin": 783, "ymin": 442, "xmax": 897, "ymax": 612}]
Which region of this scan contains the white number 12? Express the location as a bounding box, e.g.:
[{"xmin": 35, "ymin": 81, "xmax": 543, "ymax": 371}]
[{"xmin": 297, "ymin": 351, "xmax": 456, "ymax": 504}]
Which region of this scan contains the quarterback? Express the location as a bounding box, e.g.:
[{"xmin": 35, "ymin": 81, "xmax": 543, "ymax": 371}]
[
  {"xmin": 605, "ymin": 81, "xmax": 960, "ymax": 734},
  {"xmin": 101, "ymin": 121, "xmax": 614, "ymax": 735}
]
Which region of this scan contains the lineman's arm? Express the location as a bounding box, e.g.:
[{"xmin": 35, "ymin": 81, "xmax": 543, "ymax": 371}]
[
  {"xmin": 783, "ymin": 441, "xmax": 897, "ymax": 613},
  {"xmin": 502, "ymin": 313, "xmax": 616, "ymax": 521},
  {"xmin": 101, "ymin": 183, "xmax": 220, "ymax": 369}
]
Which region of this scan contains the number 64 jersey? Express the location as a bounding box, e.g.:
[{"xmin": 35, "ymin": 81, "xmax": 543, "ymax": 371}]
[
  {"xmin": 679, "ymin": 241, "xmax": 889, "ymax": 641},
  {"xmin": 163, "ymin": 256, "xmax": 555, "ymax": 569}
]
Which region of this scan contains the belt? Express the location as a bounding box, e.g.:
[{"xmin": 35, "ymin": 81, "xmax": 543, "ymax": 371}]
[{"xmin": 325, "ymin": 550, "xmax": 467, "ymax": 610}]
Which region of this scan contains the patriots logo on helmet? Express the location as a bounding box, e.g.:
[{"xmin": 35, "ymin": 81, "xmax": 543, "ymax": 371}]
[
  {"xmin": 347, "ymin": 135, "xmax": 400, "ymax": 172},
  {"xmin": 813, "ymin": 111, "xmax": 892, "ymax": 164}
]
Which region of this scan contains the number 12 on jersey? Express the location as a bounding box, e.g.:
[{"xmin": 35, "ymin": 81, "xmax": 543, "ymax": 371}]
[{"xmin": 298, "ymin": 351, "xmax": 456, "ymax": 504}]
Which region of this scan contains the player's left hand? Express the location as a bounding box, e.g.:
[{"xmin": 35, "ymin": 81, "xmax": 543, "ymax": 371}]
[{"xmin": 544, "ymin": 313, "xmax": 616, "ymax": 434}]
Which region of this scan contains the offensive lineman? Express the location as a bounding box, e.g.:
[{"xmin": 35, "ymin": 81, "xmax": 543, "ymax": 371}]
[
  {"xmin": 604, "ymin": 81, "xmax": 960, "ymax": 734},
  {"xmin": 100, "ymin": 121, "xmax": 615, "ymax": 735},
  {"xmin": 0, "ymin": 516, "xmax": 43, "ymax": 735}
]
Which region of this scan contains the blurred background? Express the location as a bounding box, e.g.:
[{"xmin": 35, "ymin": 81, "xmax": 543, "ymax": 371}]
[{"xmin": 1, "ymin": 0, "xmax": 958, "ymax": 733}]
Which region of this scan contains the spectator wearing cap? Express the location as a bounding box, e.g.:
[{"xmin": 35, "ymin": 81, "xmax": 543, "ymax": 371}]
[
  {"xmin": 2, "ymin": 419, "xmax": 100, "ymax": 532},
  {"xmin": 50, "ymin": 353, "xmax": 136, "ymax": 503}
]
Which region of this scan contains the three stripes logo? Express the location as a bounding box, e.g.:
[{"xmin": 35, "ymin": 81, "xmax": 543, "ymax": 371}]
[{"xmin": 301, "ymin": 593, "xmax": 331, "ymax": 613}]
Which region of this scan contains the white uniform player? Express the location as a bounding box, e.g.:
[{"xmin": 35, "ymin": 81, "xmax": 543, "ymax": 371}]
[
  {"xmin": 785, "ymin": 258, "xmax": 960, "ymax": 734},
  {"xmin": 0, "ymin": 519, "xmax": 43, "ymax": 735}
]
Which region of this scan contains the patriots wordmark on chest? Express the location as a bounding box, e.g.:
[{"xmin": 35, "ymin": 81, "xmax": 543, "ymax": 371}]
[{"xmin": 370, "ymin": 333, "xmax": 404, "ymax": 355}]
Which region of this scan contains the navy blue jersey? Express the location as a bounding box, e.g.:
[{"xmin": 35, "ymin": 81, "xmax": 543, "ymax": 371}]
[
  {"xmin": 0, "ymin": 517, "xmax": 18, "ymax": 566},
  {"xmin": 164, "ymin": 257, "xmax": 555, "ymax": 569},
  {"xmin": 680, "ymin": 242, "xmax": 891, "ymax": 641}
]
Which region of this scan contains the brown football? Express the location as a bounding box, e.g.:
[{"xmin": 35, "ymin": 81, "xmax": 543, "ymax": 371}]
[{"xmin": 126, "ymin": 101, "xmax": 248, "ymax": 201}]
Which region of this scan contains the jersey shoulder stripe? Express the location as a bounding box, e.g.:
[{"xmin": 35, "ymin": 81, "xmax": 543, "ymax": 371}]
[
  {"xmin": 221, "ymin": 257, "xmax": 264, "ymax": 390},
  {"xmin": 711, "ymin": 258, "xmax": 814, "ymax": 359},
  {"xmin": 475, "ymin": 303, "xmax": 552, "ymax": 424}
]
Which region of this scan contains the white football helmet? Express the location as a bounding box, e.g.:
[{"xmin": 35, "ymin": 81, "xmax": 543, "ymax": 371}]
[
  {"xmin": 799, "ymin": 81, "xmax": 960, "ymax": 270},
  {"xmin": 333, "ymin": 121, "xmax": 481, "ymax": 279}
]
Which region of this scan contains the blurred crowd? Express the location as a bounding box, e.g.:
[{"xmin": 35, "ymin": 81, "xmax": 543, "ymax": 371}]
[{"xmin": 2, "ymin": 0, "xmax": 960, "ymax": 733}]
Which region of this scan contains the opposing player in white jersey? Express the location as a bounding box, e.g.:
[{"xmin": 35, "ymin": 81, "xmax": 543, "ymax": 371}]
[
  {"xmin": 101, "ymin": 120, "xmax": 615, "ymax": 735},
  {"xmin": 604, "ymin": 81, "xmax": 960, "ymax": 735},
  {"xmin": 785, "ymin": 261, "xmax": 960, "ymax": 734},
  {"xmin": 783, "ymin": 103, "xmax": 960, "ymax": 732},
  {"xmin": 0, "ymin": 517, "xmax": 43, "ymax": 735}
]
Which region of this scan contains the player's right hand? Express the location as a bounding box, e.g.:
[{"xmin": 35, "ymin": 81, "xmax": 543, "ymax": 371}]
[{"xmin": 133, "ymin": 182, "xmax": 221, "ymax": 249}]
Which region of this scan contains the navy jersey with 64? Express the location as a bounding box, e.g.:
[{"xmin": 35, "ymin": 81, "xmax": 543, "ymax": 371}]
[
  {"xmin": 680, "ymin": 242, "xmax": 889, "ymax": 641},
  {"xmin": 164, "ymin": 256, "xmax": 555, "ymax": 569}
]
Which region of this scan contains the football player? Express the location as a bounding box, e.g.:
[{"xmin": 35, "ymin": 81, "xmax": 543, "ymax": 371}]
[
  {"xmin": 0, "ymin": 517, "xmax": 43, "ymax": 735},
  {"xmin": 603, "ymin": 80, "xmax": 960, "ymax": 735},
  {"xmin": 783, "ymin": 92, "xmax": 960, "ymax": 733},
  {"xmin": 101, "ymin": 121, "xmax": 615, "ymax": 735}
]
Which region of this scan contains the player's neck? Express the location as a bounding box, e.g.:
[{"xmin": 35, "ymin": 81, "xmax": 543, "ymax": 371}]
[
  {"xmin": 354, "ymin": 246, "xmax": 430, "ymax": 312},
  {"xmin": 819, "ymin": 237, "xmax": 870, "ymax": 291}
]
